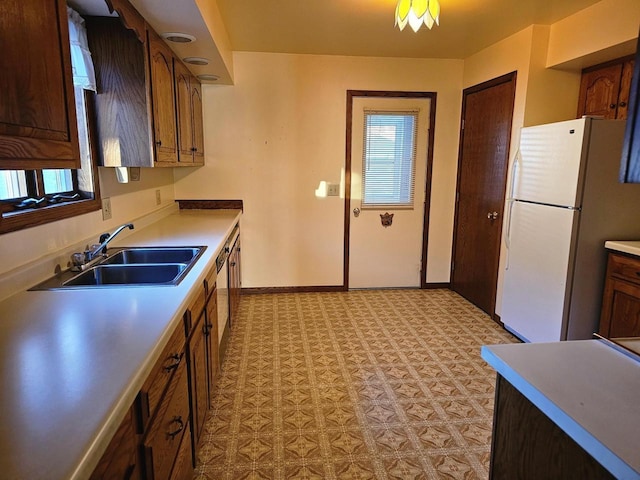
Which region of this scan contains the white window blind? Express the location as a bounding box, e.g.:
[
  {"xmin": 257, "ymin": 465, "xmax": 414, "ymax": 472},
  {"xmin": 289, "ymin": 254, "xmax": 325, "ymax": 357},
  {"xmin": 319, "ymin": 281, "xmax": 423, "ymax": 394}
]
[{"xmin": 362, "ymin": 110, "xmax": 418, "ymax": 209}]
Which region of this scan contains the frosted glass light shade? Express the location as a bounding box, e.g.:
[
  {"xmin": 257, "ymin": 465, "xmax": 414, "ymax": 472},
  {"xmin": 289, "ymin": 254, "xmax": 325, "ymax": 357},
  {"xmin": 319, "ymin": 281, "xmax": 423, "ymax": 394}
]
[{"xmin": 395, "ymin": 0, "xmax": 440, "ymax": 32}]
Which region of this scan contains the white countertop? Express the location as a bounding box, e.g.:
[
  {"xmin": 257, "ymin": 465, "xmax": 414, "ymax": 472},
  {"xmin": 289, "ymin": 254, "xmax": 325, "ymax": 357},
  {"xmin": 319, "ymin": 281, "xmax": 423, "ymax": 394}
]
[
  {"xmin": 482, "ymin": 340, "xmax": 640, "ymax": 479},
  {"xmin": 0, "ymin": 209, "xmax": 241, "ymax": 480},
  {"xmin": 605, "ymin": 240, "xmax": 640, "ymax": 257}
]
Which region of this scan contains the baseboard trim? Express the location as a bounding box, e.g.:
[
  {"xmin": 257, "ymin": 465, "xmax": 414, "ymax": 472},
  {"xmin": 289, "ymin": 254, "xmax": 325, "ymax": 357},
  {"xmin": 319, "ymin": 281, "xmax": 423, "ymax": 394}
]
[
  {"xmin": 177, "ymin": 199, "xmax": 244, "ymax": 211},
  {"xmin": 243, "ymin": 285, "xmax": 347, "ymax": 295},
  {"xmin": 422, "ymin": 282, "xmax": 450, "ymax": 289},
  {"xmin": 243, "ymin": 284, "xmax": 451, "ymax": 294}
]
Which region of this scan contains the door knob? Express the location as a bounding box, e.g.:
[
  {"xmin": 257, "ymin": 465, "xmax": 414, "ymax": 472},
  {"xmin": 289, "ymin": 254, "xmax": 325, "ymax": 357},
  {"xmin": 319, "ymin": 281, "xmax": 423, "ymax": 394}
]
[
  {"xmin": 487, "ymin": 211, "xmax": 499, "ymax": 220},
  {"xmin": 353, "ymin": 207, "xmax": 361, "ymax": 218}
]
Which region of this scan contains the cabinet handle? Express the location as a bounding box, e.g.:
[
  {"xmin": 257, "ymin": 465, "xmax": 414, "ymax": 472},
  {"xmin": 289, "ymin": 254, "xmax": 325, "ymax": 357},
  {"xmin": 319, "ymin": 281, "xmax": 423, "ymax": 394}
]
[
  {"xmin": 610, "ymin": 104, "xmax": 617, "ymax": 109},
  {"xmin": 155, "ymin": 140, "xmax": 162, "ymax": 146},
  {"xmin": 230, "ymin": 262, "xmax": 236, "ymax": 267},
  {"xmin": 163, "ymin": 353, "xmax": 182, "ymax": 372},
  {"xmin": 620, "ymin": 101, "xmax": 627, "ymax": 107},
  {"xmin": 191, "ymin": 147, "xmax": 197, "ymax": 152},
  {"xmin": 167, "ymin": 416, "xmax": 184, "ymax": 438}
]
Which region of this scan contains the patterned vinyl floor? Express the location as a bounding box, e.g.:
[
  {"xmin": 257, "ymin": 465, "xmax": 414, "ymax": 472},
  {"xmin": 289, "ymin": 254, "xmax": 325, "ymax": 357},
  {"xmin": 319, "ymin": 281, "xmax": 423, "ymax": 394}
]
[{"xmin": 194, "ymin": 289, "xmax": 517, "ymax": 480}]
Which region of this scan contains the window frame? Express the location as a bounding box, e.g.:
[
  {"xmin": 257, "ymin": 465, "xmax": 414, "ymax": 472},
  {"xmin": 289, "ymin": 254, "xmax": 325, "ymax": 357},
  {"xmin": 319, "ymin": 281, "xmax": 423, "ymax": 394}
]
[{"xmin": 0, "ymin": 90, "xmax": 101, "ymax": 234}]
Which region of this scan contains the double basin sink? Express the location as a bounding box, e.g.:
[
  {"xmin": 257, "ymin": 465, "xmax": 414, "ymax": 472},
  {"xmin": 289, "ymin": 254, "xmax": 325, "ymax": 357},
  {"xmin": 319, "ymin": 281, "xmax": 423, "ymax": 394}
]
[{"xmin": 31, "ymin": 246, "xmax": 206, "ymax": 290}]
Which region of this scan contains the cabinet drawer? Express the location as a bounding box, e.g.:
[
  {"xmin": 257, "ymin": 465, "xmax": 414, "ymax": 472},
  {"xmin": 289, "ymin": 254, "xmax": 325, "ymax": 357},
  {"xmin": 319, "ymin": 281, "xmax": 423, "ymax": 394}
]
[
  {"xmin": 609, "ymin": 253, "xmax": 640, "ymax": 285},
  {"xmin": 143, "ymin": 359, "xmax": 190, "ymax": 480},
  {"xmin": 140, "ymin": 324, "xmax": 186, "ymax": 426}
]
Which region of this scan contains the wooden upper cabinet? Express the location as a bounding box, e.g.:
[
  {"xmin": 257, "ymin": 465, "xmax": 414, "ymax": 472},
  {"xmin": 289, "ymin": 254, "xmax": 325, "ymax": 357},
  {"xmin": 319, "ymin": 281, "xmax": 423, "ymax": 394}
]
[
  {"xmin": 148, "ymin": 30, "xmax": 178, "ymax": 165},
  {"xmin": 0, "ymin": 0, "xmax": 80, "ymax": 170},
  {"xmin": 191, "ymin": 79, "xmax": 205, "ymax": 164},
  {"xmin": 620, "ymin": 38, "xmax": 640, "ymax": 183},
  {"xmin": 577, "ymin": 56, "xmax": 635, "ymax": 120},
  {"xmin": 175, "ymin": 61, "xmax": 205, "ymax": 165},
  {"xmin": 175, "ymin": 62, "xmax": 195, "ymax": 164}
]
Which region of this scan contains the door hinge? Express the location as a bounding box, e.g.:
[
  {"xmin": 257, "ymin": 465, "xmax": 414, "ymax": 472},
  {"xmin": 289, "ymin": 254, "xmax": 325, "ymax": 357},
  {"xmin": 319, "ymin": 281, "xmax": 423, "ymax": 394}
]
[
  {"xmin": 456, "ymin": 192, "xmax": 459, "ymax": 203},
  {"xmin": 451, "ymin": 261, "xmax": 455, "ymax": 272},
  {"xmin": 461, "ymin": 119, "xmax": 465, "ymax": 130}
]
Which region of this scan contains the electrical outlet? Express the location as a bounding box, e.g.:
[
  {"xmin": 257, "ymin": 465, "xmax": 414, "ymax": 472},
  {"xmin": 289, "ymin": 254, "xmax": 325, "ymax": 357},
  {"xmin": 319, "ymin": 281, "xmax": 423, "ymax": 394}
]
[
  {"xmin": 155, "ymin": 189, "xmax": 161, "ymax": 205},
  {"xmin": 102, "ymin": 197, "xmax": 112, "ymax": 220},
  {"xmin": 327, "ymin": 183, "xmax": 340, "ymax": 196}
]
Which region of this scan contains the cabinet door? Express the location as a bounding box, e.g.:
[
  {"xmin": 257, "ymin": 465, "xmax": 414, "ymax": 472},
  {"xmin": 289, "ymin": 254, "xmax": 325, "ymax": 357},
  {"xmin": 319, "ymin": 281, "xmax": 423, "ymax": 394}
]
[
  {"xmin": 90, "ymin": 407, "xmax": 138, "ymax": 480},
  {"xmin": 577, "ymin": 63, "xmax": 623, "ymax": 119},
  {"xmin": 148, "ymin": 30, "xmax": 178, "ymax": 165},
  {"xmin": 191, "ymin": 79, "xmax": 205, "ymax": 165},
  {"xmin": 188, "ymin": 312, "xmax": 208, "ymax": 450},
  {"xmin": 205, "ymin": 291, "xmax": 220, "ymax": 402},
  {"xmin": 229, "ymin": 237, "xmax": 241, "ymax": 324},
  {"xmin": 617, "ymin": 60, "xmax": 635, "ymax": 120},
  {"xmin": 600, "ymin": 277, "xmax": 640, "ymax": 338},
  {"xmin": 143, "ymin": 359, "xmax": 190, "ymax": 480},
  {"xmin": 0, "ymin": 0, "xmax": 80, "ymax": 169},
  {"xmin": 175, "ymin": 62, "xmax": 194, "ymax": 163}
]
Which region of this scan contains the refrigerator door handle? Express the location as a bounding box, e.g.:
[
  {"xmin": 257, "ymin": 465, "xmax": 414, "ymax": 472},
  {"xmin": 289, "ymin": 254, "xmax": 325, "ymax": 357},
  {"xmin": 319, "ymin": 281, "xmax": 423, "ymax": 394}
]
[
  {"xmin": 504, "ymin": 199, "xmax": 515, "ymax": 270},
  {"xmin": 508, "ymin": 148, "xmax": 521, "ymax": 201}
]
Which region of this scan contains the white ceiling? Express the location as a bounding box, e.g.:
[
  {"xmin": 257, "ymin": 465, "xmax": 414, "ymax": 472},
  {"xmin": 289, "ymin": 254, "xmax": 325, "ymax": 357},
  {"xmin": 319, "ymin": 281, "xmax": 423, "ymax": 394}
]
[{"xmin": 71, "ymin": 0, "xmax": 606, "ymax": 83}]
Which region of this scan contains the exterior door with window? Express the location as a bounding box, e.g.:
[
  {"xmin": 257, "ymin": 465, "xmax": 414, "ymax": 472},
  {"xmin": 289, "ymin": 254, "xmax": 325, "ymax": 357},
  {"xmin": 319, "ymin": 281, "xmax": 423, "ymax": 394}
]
[{"xmin": 349, "ymin": 97, "xmax": 431, "ymax": 288}]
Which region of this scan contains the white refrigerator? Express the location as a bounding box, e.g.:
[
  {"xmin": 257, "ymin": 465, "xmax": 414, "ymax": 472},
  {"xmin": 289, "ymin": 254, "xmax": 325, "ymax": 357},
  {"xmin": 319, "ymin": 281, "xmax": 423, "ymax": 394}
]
[{"xmin": 501, "ymin": 117, "xmax": 640, "ymax": 343}]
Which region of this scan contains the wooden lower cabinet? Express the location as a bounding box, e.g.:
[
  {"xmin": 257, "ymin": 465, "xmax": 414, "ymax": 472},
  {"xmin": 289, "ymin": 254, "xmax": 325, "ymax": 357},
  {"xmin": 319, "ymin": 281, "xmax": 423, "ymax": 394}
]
[
  {"xmin": 143, "ymin": 358, "xmax": 190, "ymax": 480},
  {"xmin": 490, "ymin": 375, "xmax": 615, "ymax": 479},
  {"xmin": 228, "ymin": 235, "xmax": 241, "ymax": 326},
  {"xmin": 91, "ymin": 260, "xmax": 226, "ymax": 479},
  {"xmin": 204, "ymin": 286, "xmax": 220, "ymax": 403},
  {"xmin": 599, "ymin": 252, "xmax": 640, "ymax": 338},
  {"xmin": 90, "ymin": 407, "xmax": 138, "ymax": 480},
  {"xmin": 186, "ymin": 294, "xmax": 209, "ymax": 458}
]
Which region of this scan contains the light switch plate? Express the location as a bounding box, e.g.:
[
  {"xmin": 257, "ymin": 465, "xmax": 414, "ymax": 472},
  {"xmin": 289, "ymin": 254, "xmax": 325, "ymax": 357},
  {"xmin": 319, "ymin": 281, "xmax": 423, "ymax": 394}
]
[{"xmin": 327, "ymin": 183, "xmax": 340, "ymax": 196}]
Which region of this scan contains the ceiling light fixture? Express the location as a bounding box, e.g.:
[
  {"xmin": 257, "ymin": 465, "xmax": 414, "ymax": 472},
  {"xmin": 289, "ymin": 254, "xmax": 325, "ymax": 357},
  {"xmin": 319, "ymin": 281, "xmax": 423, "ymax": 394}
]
[
  {"xmin": 395, "ymin": 0, "xmax": 440, "ymax": 32},
  {"xmin": 161, "ymin": 32, "xmax": 196, "ymax": 43}
]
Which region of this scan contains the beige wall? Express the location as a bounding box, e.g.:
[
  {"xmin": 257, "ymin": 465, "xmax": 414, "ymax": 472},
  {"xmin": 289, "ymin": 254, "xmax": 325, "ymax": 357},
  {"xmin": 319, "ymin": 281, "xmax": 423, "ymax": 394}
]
[
  {"xmin": 174, "ymin": 52, "xmax": 464, "ymax": 288},
  {"xmin": 547, "ymin": 0, "xmax": 640, "ymax": 69}
]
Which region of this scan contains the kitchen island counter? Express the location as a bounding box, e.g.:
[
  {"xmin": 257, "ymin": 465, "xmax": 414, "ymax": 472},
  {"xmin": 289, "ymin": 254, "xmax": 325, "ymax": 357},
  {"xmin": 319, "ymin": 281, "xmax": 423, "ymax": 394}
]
[
  {"xmin": 482, "ymin": 339, "xmax": 640, "ymax": 479},
  {"xmin": 0, "ymin": 207, "xmax": 240, "ymax": 480}
]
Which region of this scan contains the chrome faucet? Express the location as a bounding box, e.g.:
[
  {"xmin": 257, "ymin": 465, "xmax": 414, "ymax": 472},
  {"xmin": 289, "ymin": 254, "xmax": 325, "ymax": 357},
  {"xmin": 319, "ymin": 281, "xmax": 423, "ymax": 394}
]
[{"xmin": 71, "ymin": 223, "xmax": 134, "ymax": 271}]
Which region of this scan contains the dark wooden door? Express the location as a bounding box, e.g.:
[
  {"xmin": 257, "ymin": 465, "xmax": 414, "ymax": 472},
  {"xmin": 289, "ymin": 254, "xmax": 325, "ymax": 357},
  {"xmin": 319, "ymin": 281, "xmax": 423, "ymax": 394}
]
[{"xmin": 451, "ymin": 73, "xmax": 516, "ymax": 316}]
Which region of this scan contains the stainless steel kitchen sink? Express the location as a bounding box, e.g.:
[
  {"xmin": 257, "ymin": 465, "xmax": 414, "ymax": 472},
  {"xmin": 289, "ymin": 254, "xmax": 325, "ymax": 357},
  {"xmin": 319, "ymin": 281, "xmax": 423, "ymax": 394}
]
[
  {"xmin": 102, "ymin": 247, "xmax": 202, "ymax": 265},
  {"xmin": 63, "ymin": 264, "xmax": 187, "ymax": 286},
  {"xmin": 29, "ymin": 246, "xmax": 206, "ymax": 290}
]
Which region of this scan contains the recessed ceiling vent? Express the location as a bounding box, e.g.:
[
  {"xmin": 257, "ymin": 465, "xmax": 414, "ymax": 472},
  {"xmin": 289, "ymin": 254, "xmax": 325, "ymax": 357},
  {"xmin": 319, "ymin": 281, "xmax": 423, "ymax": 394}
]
[
  {"xmin": 161, "ymin": 32, "xmax": 196, "ymax": 43},
  {"xmin": 183, "ymin": 57, "xmax": 209, "ymax": 66}
]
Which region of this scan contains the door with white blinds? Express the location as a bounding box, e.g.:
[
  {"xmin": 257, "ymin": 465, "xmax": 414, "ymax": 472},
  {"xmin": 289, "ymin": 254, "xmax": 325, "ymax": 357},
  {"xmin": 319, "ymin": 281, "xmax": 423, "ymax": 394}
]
[{"xmin": 349, "ymin": 97, "xmax": 431, "ymax": 288}]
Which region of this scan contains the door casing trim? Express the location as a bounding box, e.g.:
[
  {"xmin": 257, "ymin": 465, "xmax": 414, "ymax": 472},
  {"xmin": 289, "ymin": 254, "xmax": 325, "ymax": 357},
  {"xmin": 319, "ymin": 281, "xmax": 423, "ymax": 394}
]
[{"xmin": 344, "ymin": 90, "xmax": 437, "ymax": 289}]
